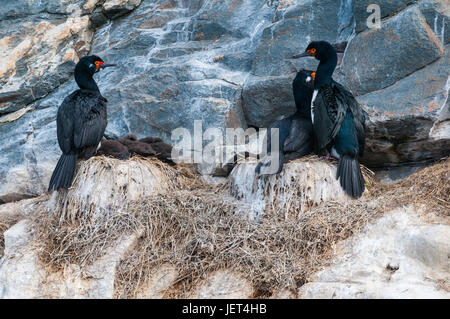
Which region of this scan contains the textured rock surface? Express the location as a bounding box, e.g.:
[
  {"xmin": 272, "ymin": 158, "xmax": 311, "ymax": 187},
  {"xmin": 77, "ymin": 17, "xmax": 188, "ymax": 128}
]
[
  {"xmin": 0, "ymin": 219, "xmax": 141, "ymax": 298},
  {"xmin": 0, "ymin": 157, "xmax": 256, "ymax": 299},
  {"xmin": 189, "ymin": 270, "xmax": 253, "ymax": 299},
  {"xmin": 0, "ymin": 0, "xmax": 449, "ymax": 201},
  {"xmin": 0, "ymin": 10, "xmax": 93, "ymax": 114},
  {"xmin": 298, "ymin": 207, "xmax": 450, "ymax": 299},
  {"xmin": 1, "ymin": 163, "xmax": 448, "ymax": 299},
  {"xmin": 354, "ymin": 0, "xmax": 418, "ymax": 32},
  {"xmin": 358, "ymin": 45, "xmax": 450, "ymax": 166},
  {"xmin": 0, "ymin": 217, "xmax": 253, "ymax": 298},
  {"xmin": 341, "ymin": 6, "xmax": 444, "ymax": 96}
]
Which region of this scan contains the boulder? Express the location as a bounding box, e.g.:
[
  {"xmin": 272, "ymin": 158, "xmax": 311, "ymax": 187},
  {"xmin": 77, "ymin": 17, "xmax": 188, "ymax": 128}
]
[
  {"xmin": 354, "ymin": 0, "xmax": 418, "ymax": 33},
  {"xmin": 242, "ymin": 0, "xmax": 344, "ymax": 127},
  {"xmin": 340, "ymin": 6, "xmax": 444, "ymax": 96},
  {"xmin": 0, "ymin": 106, "xmax": 60, "ymax": 201},
  {"xmin": 251, "ymin": 0, "xmax": 340, "ymax": 77},
  {"xmin": 298, "ymin": 206, "xmax": 450, "ymax": 298},
  {"xmin": 358, "ymin": 45, "xmax": 450, "ymax": 166},
  {"xmin": 418, "ymin": 0, "xmax": 449, "ymax": 45},
  {"xmin": 354, "ymin": 0, "xmax": 448, "ymax": 43},
  {"xmin": 0, "ymin": 13, "xmax": 93, "ymax": 114},
  {"xmin": 0, "ymin": 219, "xmax": 141, "ymax": 298},
  {"xmin": 242, "ymin": 75, "xmax": 297, "ymax": 128}
]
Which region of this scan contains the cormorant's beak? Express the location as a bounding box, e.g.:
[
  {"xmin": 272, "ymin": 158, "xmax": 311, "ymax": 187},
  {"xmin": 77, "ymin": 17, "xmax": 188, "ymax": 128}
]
[
  {"xmin": 99, "ymin": 63, "xmax": 117, "ymax": 69},
  {"xmin": 291, "ymin": 52, "xmax": 312, "ymax": 59}
]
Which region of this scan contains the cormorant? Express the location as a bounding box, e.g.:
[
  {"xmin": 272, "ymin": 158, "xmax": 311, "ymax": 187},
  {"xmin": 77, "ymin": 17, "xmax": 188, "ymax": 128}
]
[
  {"xmin": 292, "ymin": 41, "xmax": 367, "ymax": 198},
  {"xmin": 96, "ymin": 134, "xmax": 174, "ymax": 163},
  {"xmin": 255, "ymin": 69, "xmax": 315, "ymax": 175},
  {"xmin": 48, "ymin": 55, "xmax": 116, "ymax": 191}
]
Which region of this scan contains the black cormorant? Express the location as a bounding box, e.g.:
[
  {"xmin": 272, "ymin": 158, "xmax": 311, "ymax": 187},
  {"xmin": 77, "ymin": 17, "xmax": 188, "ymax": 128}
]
[
  {"xmin": 48, "ymin": 55, "xmax": 116, "ymax": 191},
  {"xmin": 292, "ymin": 41, "xmax": 367, "ymax": 198},
  {"xmin": 255, "ymin": 69, "xmax": 315, "ymax": 175}
]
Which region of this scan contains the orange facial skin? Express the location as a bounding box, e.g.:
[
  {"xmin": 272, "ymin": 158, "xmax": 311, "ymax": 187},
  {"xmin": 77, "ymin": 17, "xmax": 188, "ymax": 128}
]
[
  {"xmin": 306, "ymin": 48, "xmax": 316, "ymax": 57},
  {"xmin": 311, "ymin": 72, "xmax": 316, "ymax": 81},
  {"xmin": 94, "ymin": 60, "xmax": 104, "ymax": 71}
]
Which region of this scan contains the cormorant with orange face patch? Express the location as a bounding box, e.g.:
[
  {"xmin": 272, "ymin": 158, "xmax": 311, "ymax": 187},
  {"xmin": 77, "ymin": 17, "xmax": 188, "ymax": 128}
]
[
  {"xmin": 292, "ymin": 41, "xmax": 367, "ymax": 198},
  {"xmin": 48, "ymin": 55, "xmax": 117, "ymax": 191},
  {"xmin": 255, "ymin": 69, "xmax": 315, "ymax": 175}
]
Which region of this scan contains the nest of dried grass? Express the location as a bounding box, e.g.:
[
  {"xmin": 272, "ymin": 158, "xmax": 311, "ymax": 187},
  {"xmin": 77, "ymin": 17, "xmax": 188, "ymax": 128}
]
[
  {"xmin": 228, "ymin": 155, "xmax": 376, "ymax": 219},
  {"xmin": 34, "ymin": 156, "xmax": 209, "ymax": 271},
  {"xmin": 32, "ymin": 156, "xmax": 449, "ymax": 298},
  {"xmin": 47, "ymin": 156, "xmax": 204, "ymax": 222},
  {"xmin": 372, "ymin": 157, "xmax": 449, "ymax": 216},
  {"xmin": 114, "ymin": 192, "xmax": 381, "ymax": 298},
  {"xmin": 0, "ymin": 222, "xmax": 7, "ymax": 256}
]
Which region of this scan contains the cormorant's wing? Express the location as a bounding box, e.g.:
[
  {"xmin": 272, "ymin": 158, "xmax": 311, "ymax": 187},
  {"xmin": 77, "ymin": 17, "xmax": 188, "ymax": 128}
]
[
  {"xmin": 72, "ymin": 91, "xmax": 108, "ymax": 150},
  {"xmin": 333, "ymin": 82, "xmax": 367, "ymax": 155},
  {"xmin": 56, "ymin": 93, "xmax": 76, "ymax": 154},
  {"xmin": 283, "ymin": 118, "xmax": 313, "ymax": 153},
  {"xmin": 313, "ymin": 84, "xmax": 346, "ymax": 151}
]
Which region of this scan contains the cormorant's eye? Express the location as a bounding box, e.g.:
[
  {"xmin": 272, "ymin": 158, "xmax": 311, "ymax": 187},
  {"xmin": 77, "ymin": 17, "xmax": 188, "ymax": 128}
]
[
  {"xmin": 94, "ymin": 60, "xmax": 104, "ymax": 71},
  {"xmin": 306, "ymin": 48, "xmax": 317, "ymax": 56}
]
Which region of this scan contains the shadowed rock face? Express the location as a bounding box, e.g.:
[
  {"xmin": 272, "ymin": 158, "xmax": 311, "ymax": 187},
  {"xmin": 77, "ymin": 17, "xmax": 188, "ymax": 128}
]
[
  {"xmin": 0, "ymin": 0, "xmax": 449, "ymax": 201},
  {"xmin": 340, "ymin": 6, "xmax": 444, "ymax": 96},
  {"xmin": 354, "ymin": 0, "xmax": 419, "ymax": 33}
]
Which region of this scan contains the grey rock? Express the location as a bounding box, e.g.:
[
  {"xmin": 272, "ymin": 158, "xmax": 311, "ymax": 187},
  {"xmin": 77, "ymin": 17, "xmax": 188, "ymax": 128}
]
[
  {"xmin": 341, "ymin": 6, "xmax": 444, "ymax": 96},
  {"xmin": 354, "ymin": 0, "xmax": 418, "ymax": 33},
  {"xmin": 358, "ymin": 45, "xmax": 450, "ymax": 166},
  {"xmin": 0, "ymin": 0, "xmax": 449, "ymax": 202},
  {"xmin": 242, "ymin": 74, "xmax": 297, "ymax": 128},
  {"xmin": 0, "ymin": 0, "xmax": 83, "ymax": 19},
  {"xmin": 337, "ymin": 0, "xmax": 356, "ymax": 42},
  {"xmin": 298, "ymin": 207, "xmax": 450, "ymax": 299},
  {"xmin": 354, "ymin": 0, "xmax": 448, "ymax": 44},
  {"xmin": 0, "ymin": 13, "xmax": 93, "ymax": 114},
  {"xmin": 0, "ymin": 0, "xmax": 144, "ymax": 116},
  {"xmin": 0, "ymin": 105, "xmax": 60, "ymax": 200},
  {"xmin": 242, "ymin": 0, "xmax": 343, "ymax": 127},
  {"xmin": 418, "ymin": 0, "xmax": 450, "ymax": 45},
  {"xmin": 252, "ymin": 0, "xmax": 340, "ymax": 77}
]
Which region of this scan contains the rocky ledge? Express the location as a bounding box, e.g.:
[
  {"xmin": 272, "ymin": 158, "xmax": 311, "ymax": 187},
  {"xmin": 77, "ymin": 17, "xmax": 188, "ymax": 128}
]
[
  {"xmin": 0, "ymin": 0, "xmax": 449, "ymax": 202},
  {"xmin": 0, "ymin": 156, "xmax": 448, "ymax": 298}
]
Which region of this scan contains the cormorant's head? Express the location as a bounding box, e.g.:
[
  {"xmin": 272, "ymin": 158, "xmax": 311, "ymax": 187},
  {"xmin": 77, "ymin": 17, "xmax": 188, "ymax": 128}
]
[
  {"xmin": 292, "ymin": 69, "xmax": 314, "ymax": 118},
  {"xmin": 74, "ymin": 55, "xmax": 116, "ymax": 90},
  {"xmin": 75, "ymin": 55, "xmax": 117, "ymax": 76},
  {"xmin": 291, "ymin": 41, "xmax": 337, "ymax": 62}
]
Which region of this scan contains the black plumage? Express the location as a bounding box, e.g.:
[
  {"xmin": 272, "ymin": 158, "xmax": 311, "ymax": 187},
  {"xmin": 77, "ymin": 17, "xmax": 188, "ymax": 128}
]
[
  {"xmin": 292, "ymin": 41, "xmax": 367, "ymax": 198},
  {"xmin": 256, "ymin": 69, "xmax": 314, "ymax": 175},
  {"xmin": 48, "ymin": 55, "xmax": 116, "ymax": 191}
]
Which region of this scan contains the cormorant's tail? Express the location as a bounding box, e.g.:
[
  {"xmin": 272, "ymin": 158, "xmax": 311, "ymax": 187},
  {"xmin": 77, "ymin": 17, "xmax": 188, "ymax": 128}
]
[
  {"xmin": 48, "ymin": 153, "xmax": 77, "ymax": 192},
  {"xmin": 336, "ymin": 155, "xmax": 365, "ymax": 198}
]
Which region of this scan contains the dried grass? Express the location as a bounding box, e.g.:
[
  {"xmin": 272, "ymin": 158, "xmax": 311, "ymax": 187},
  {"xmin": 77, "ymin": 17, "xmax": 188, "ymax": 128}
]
[
  {"xmin": 114, "ymin": 193, "xmax": 380, "ymax": 298},
  {"xmin": 31, "ymin": 156, "xmax": 449, "ymax": 298},
  {"xmin": 0, "ymin": 222, "xmax": 7, "ymax": 256},
  {"xmin": 372, "ymin": 157, "xmax": 449, "ymax": 216},
  {"xmin": 34, "ymin": 156, "xmax": 209, "ymax": 272}
]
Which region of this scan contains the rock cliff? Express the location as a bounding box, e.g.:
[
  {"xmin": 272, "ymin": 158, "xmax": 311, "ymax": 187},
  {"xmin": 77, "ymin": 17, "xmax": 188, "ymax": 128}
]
[{"xmin": 0, "ymin": 0, "xmax": 449, "ymax": 201}]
